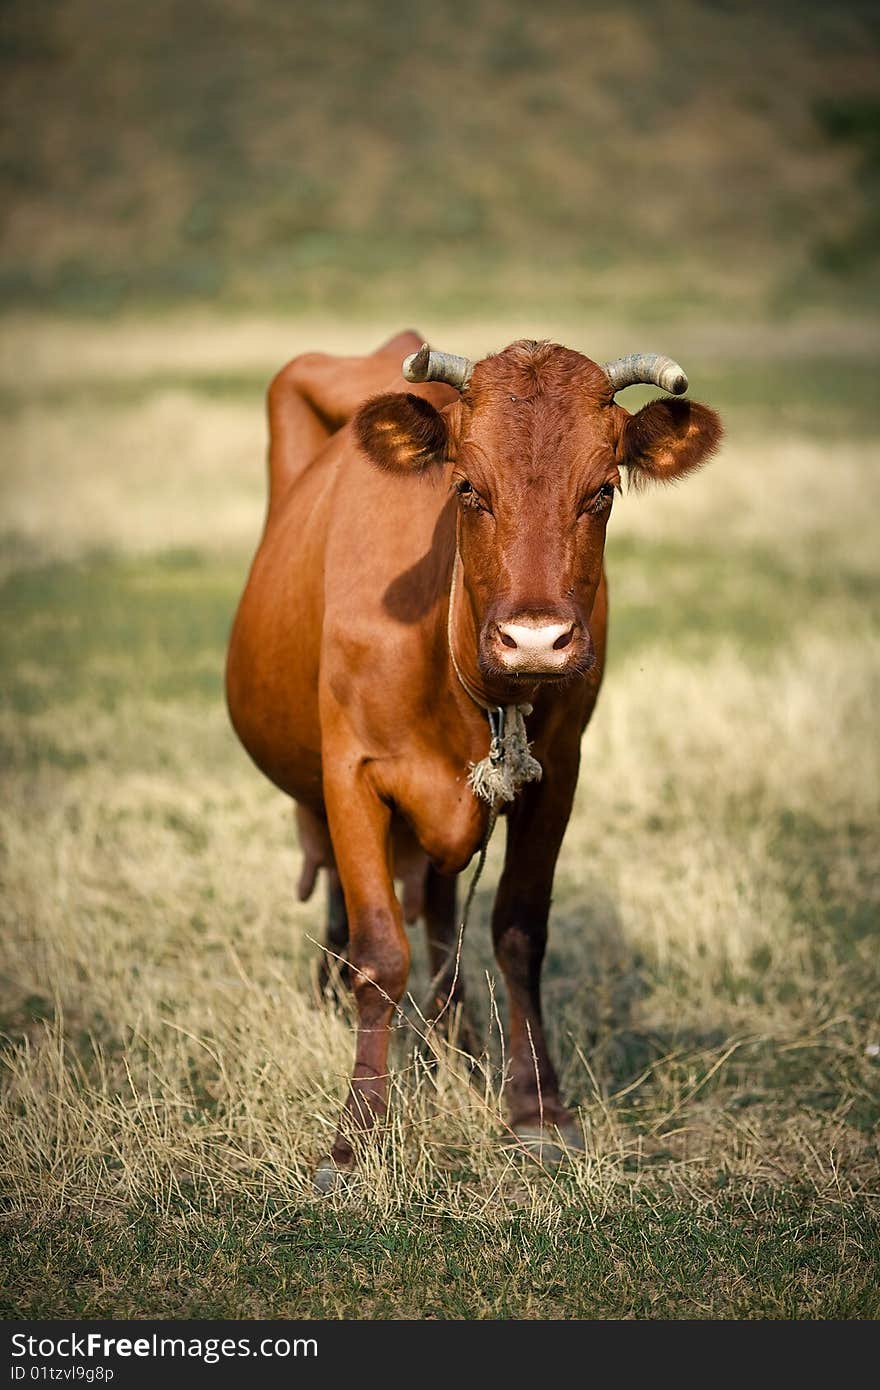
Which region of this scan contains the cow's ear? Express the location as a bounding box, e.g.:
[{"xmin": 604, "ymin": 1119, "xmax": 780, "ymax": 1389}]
[
  {"xmin": 355, "ymin": 392, "xmax": 452, "ymax": 474},
  {"xmin": 617, "ymin": 397, "xmax": 722, "ymax": 487}
]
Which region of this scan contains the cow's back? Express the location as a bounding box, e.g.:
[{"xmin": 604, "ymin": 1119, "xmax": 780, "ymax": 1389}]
[{"xmin": 225, "ymin": 353, "xmax": 456, "ymax": 810}]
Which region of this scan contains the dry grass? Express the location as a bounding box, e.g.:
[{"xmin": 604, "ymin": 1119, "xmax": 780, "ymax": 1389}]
[
  {"xmin": 5, "ymin": 313, "xmax": 880, "ymax": 388},
  {"xmin": 0, "ymin": 315, "xmax": 878, "ymax": 1316},
  {"xmin": 2, "ymin": 635, "xmax": 877, "ymax": 1221}
]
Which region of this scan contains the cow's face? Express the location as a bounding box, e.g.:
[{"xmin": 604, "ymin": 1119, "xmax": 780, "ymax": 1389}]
[{"xmin": 356, "ymin": 341, "xmax": 722, "ymax": 687}]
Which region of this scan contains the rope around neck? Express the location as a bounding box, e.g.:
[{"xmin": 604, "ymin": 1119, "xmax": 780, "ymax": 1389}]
[{"xmin": 446, "ymin": 548, "xmax": 542, "ymax": 808}]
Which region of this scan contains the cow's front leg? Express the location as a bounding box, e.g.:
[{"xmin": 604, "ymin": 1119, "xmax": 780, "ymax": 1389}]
[
  {"xmin": 315, "ymin": 760, "xmax": 411, "ymax": 1186},
  {"xmin": 491, "ymin": 758, "xmax": 583, "ymax": 1155}
]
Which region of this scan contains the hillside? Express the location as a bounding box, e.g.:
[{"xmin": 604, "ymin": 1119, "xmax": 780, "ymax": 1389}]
[{"xmin": 1, "ymin": 0, "xmax": 878, "ymax": 318}]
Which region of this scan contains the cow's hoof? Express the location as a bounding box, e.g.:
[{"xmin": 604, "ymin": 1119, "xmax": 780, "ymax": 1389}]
[
  {"xmin": 510, "ymin": 1121, "xmax": 586, "ymax": 1163},
  {"xmin": 312, "ymin": 1156, "xmax": 352, "ymax": 1193}
]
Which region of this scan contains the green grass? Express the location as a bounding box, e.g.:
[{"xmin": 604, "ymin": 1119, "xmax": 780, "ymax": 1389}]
[
  {"xmin": 3, "ymin": 1196, "xmax": 878, "ymax": 1319},
  {"xmin": 0, "ymin": 372, "xmax": 269, "ymax": 417},
  {"xmin": 608, "ymin": 536, "xmax": 877, "ymax": 663},
  {"xmin": 0, "ymin": 550, "xmax": 241, "ymax": 715}
]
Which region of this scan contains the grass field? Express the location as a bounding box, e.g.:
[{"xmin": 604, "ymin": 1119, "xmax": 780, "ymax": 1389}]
[{"xmin": 1, "ymin": 315, "xmax": 879, "ymax": 1319}]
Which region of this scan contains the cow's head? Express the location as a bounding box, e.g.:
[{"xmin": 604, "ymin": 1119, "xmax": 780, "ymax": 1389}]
[{"xmin": 355, "ymin": 340, "xmax": 722, "ymax": 688}]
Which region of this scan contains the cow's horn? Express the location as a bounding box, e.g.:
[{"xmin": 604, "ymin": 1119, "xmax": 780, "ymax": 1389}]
[
  {"xmin": 602, "ymin": 353, "xmax": 689, "ymax": 396},
  {"xmin": 402, "ymin": 343, "xmax": 474, "ymax": 392}
]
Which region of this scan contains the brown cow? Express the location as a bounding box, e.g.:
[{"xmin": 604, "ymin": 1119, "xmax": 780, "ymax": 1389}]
[{"xmin": 225, "ymin": 331, "xmax": 722, "ymax": 1187}]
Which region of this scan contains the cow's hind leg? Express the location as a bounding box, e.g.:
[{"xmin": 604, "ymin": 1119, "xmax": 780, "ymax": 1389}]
[
  {"xmin": 319, "ymin": 868, "xmax": 350, "ymax": 998},
  {"xmin": 268, "ymin": 331, "xmax": 423, "ymax": 506},
  {"xmin": 294, "ymin": 805, "xmax": 351, "ymax": 1000},
  {"xmin": 422, "ymin": 868, "xmax": 477, "ymax": 1056}
]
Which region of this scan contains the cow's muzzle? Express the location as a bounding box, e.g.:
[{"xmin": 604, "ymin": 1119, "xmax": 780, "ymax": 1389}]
[{"xmin": 483, "ymin": 615, "xmax": 593, "ymax": 678}]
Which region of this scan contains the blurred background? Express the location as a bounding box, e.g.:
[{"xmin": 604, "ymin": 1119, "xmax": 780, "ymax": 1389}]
[
  {"xmin": 2, "ymin": 0, "xmax": 878, "ymax": 323},
  {"xmin": 2, "ymin": 0, "xmax": 879, "ymax": 1319}
]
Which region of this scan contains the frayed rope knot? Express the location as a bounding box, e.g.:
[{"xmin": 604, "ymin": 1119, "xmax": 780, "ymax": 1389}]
[{"xmin": 467, "ymin": 703, "xmax": 542, "ymax": 807}]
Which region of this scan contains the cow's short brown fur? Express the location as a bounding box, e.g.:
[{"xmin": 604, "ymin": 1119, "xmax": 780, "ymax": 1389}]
[{"xmin": 226, "ymin": 331, "xmax": 722, "ymax": 1167}]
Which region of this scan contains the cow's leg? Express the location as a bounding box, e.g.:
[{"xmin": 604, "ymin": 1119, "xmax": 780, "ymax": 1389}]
[
  {"xmin": 491, "ymin": 757, "xmax": 582, "ymax": 1153},
  {"xmin": 267, "ymin": 332, "xmax": 421, "ymax": 507},
  {"xmin": 318, "ymin": 867, "xmax": 350, "ymax": 996},
  {"xmin": 266, "ymin": 364, "xmax": 333, "ymax": 507},
  {"xmin": 316, "ymin": 763, "xmax": 411, "ymax": 1183},
  {"xmin": 422, "ymin": 868, "xmax": 477, "ymax": 1055},
  {"xmin": 293, "ymin": 804, "xmax": 350, "ymax": 997}
]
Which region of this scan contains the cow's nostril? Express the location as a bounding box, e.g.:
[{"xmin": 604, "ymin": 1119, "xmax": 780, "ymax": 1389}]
[{"xmin": 494, "ymin": 619, "xmax": 577, "ymax": 666}]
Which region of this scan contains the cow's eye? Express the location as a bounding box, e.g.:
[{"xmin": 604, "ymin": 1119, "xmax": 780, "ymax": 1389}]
[
  {"xmin": 454, "ymin": 478, "xmax": 488, "ymax": 511},
  {"xmin": 589, "ymin": 483, "xmax": 616, "ymax": 514}
]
